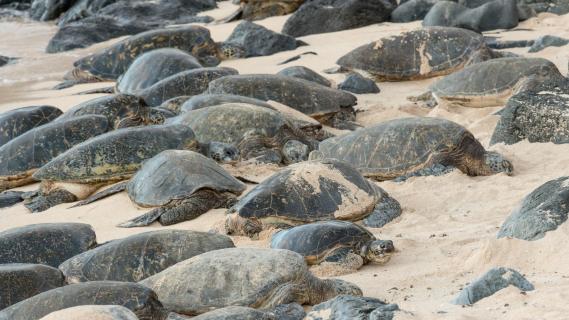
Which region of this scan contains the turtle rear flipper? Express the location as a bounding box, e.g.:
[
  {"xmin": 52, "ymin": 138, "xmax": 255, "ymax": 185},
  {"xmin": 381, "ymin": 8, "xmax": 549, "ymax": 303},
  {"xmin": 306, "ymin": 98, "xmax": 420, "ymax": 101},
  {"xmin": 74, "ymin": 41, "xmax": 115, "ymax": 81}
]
[{"xmin": 70, "ymin": 181, "xmax": 128, "ymax": 208}]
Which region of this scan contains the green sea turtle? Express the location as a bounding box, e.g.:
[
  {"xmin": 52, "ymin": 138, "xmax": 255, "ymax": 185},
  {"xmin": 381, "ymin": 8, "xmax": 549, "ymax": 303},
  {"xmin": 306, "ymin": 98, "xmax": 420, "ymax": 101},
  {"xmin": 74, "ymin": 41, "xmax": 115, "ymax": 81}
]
[
  {"xmin": 170, "ymin": 103, "xmax": 316, "ymax": 164},
  {"xmin": 309, "ymin": 117, "xmax": 513, "ymax": 180},
  {"xmin": 39, "ymin": 305, "xmax": 139, "ymax": 320},
  {"xmin": 139, "ymin": 248, "xmax": 362, "ymax": 315},
  {"xmin": 55, "ymin": 94, "xmax": 163, "ymax": 129},
  {"xmin": 59, "ymin": 229, "xmax": 235, "ymax": 283},
  {"xmin": 116, "ymin": 48, "xmax": 203, "ymax": 94},
  {"xmin": 57, "ymin": 26, "xmax": 242, "ymax": 89},
  {"xmin": 271, "ymin": 221, "xmax": 394, "ymax": 275},
  {"xmin": 223, "ymin": 0, "xmax": 306, "ymax": 22},
  {"xmin": 0, "ymin": 105, "xmax": 62, "ymax": 147},
  {"xmin": 0, "ymin": 115, "xmax": 109, "ymax": 191},
  {"xmin": 0, "ymin": 223, "xmax": 97, "ymax": 267},
  {"xmin": 0, "ymin": 281, "xmax": 165, "ymax": 320},
  {"xmin": 207, "ymin": 74, "xmax": 359, "ymax": 130},
  {"xmin": 0, "ymin": 264, "xmax": 64, "ymax": 310},
  {"xmin": 139, "ymin": 67, "xmax": 239, "ymax": 107},
  {"xmin": 335, "ymin": 27, "xmax": 502, "ymax": 81},
  {"xmin": 23, "ymin": 124, "xmax": 238, "ymax": 212},
  {"xmin": 427, "ymin": 57, "xmax": 565, "ymax": 108},
  {"xmin": 224, "ymin": 159, "xmax": 402, "ymax": 237}
]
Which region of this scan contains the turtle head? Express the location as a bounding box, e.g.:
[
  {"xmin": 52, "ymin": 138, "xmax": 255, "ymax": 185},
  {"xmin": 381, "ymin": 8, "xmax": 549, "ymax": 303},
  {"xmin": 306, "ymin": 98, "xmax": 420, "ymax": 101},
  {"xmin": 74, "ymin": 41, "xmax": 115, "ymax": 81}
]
[
  {"xmin": 362, "ymin": 240, "xmax": 395, "ymax": 265},
  {"xmin": 484, "ymin": 151, "xmax": 513, "ymax": 176},
  {"xmin": 224, "ymin": 212, "xmax": 263, "ymax": 237},
  {"xmin": 217, "ymin": 42, "xmax": 246, "ymax": 60},
  {"xmin": 206, "ymin": 142, "xmax": 240, "ymax": 163},
  {"xmin": 282, "ymin": 140, "xmax": 309, "ymax": 164}
]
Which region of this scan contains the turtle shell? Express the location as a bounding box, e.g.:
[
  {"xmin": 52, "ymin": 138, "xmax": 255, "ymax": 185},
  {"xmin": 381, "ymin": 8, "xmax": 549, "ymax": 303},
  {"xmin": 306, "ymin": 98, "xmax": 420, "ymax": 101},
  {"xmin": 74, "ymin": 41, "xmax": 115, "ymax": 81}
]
[
  {"xmin": 139, "ymin": 67, "xmax": 239, "ymax": 107},
  {"xmin": 72, "ymin": 25, "xmax": 220, "ymax": 81},
  {"xmin": 59, "ymin": 229, "xmax": 235, "ymax": 283},
  {"xmin": 55, "ymin": 94, "xmax": 150, "ymax": 128},
  {"xmin": 0, "ymin": 223, "xmax": 97, "ymax": 267},
  {"xmin": 313, "ymin": 117, "xmax": 468, "ymax": 179},
  {"xmin": 271, "ymin": 221, "xmax": 375, "ymax": 264},
  {"xmin": 0, "ymin": 281, "xmax": 165, "ymax": 320},
  {"xmin": 230, "ymin": 159, "xmax": 379, "ymax": 223},
  {"xmin": 32, "ymin": 124, "xmax": 198, "ymax": 184},
  {"xmin": 337, "ymin": 27, "xmax": 487, "ymax": 81},
  {"xmin": 180, "ymin": 93, "xmax": 273, "ymax": 112},
  {"xmin": 0, "ymin": 105, "xmax": 62, "ymax": 147},
  {"xmin": 0, "ymin": 264, "xmax": 64, "ymax": 310},
  {"xmin": 38, "ymin": 305, "xmax": 138, "ymax": 320},
  {"xmin": 169, "ymin": 103, "xmax": 288, "ymax": 144},
  {"xmin": 127, "ymin": 150, "xmax": 246, "ymax": 207},
  {"xmin": 0, "ymin": 115, "xmax": 109, "ymax": 180},
  {"xmin": 207, "ymin": 74, "xmax": 357, "ymax": 117},
  {"xmin": 117, "ymin": 48, "xmax": 202, "ymax": 94},
  {"xmin": 139, "ymin": 248, "xmax": 312, "ymax": 314},
  {"xmin": 430, "ymin": 57, "xmax": 564, "ymax": 104}
]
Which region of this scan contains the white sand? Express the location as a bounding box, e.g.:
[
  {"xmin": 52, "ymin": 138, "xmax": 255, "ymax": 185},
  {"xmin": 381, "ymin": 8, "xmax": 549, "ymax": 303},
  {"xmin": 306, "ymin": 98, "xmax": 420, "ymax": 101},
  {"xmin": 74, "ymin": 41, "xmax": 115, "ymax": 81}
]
[{"xmin": 1, "ymin": 3, "xmax": 569, "ymax": 318}]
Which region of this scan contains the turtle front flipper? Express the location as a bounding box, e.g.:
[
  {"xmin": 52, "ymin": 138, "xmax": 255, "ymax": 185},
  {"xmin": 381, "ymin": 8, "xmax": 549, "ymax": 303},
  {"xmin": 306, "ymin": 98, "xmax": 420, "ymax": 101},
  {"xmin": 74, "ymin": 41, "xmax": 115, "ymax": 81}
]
[
  {"xmin": 23, "ymin": 189, "xmax": 78, "ymax": 213},
  {"xmin": 70, "ymin": 181, "xmax": 128, "ymax": 208},
  {"xmin": 117, "ymin": 209, "xmax": 164, "ymax": 228},
  {"xmin": 363, "ymin": 184, "xmax": 402, "ymax": 228}
]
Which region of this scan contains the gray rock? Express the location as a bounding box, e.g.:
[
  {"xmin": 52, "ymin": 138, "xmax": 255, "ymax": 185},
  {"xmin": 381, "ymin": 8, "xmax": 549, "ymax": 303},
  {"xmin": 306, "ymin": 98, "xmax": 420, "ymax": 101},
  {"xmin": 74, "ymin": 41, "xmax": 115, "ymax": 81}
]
[
  {"xmin": 277, "ymin": 66, "xmax": 331, "ymax": 87},
  {"xmin": 305, "ymin": 295, "xmax": 399, "ymax": 320},
  {"xmin": 282, "ymin": 0, "xmax": 396, "ymax": 37},
  {"xmin": 338, "ymin": 73, "xmax": 380, "ymax": 94},
  {"xmin": 30, "ymin": 0, "xmax": 77, "ymax": 21},
  {"xmin": 225, "ymin": 21, "xmax": 305, "ymax": 58},
  {"xmin": 528, "ymin": 35, "xmax": 569, "ymax": 53},
  {"xmin": 0, "ymin": 190, "xmax": 24, "ymax": 208},
  {"xmin": 391, "ymin": 0, "xmax": 439, "ymax": 23},
  {"xmin": 497, "ymin": 176, "xmax": 569, "ymax": 241},
  {"xmin": 452, "ymin": 267, "xmax": 534, "ymax": 305},
  {"xmin": 423, "ymin": 0, "xmax": 519, "ymax": 32},
  {"xmin": 491, "ymin": 81, "xmax": 569, "ymax": 145}
]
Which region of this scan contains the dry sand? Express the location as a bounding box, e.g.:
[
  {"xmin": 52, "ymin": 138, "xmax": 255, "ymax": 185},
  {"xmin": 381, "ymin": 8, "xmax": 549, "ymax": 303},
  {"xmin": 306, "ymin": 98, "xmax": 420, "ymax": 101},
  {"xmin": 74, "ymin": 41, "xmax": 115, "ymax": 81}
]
[{"xmin": 1, "ymin": 2, "xmax": 569, "ymax": 319}]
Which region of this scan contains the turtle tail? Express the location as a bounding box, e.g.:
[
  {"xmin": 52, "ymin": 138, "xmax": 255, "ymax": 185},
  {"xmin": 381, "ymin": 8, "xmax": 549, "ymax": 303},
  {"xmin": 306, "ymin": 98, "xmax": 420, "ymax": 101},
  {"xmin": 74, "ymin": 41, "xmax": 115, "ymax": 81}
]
[{"xmin": 69, "ymin": 181, "xmax": 128, "ymax": 208}]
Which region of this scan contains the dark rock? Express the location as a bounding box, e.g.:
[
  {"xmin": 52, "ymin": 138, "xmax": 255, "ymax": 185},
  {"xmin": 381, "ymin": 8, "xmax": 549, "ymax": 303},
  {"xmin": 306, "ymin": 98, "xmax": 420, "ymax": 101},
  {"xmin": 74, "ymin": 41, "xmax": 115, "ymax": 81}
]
[
  {"xmin": 423, "ymin": 0, "xmax": 519, "ymax": 32},
  {"xmin": 282, "ymin": 0, "xmax": 396, "ymax": 37},
  {"xmin": 391, "ymin": 0, "xmax": 439, "ymax": 22},
  {"xmin": 0, "ymin": 190, "xmax": 24, "ymax": 208},
  {"xmin": 0, "ymin": 55, "xmax": 15, "ymax": 67},
  {"xmin": 338, "ymin": 73, "xmax": 380, "ymax": 94},
  {"xmin": 30, "ymin": 0, "xmax": 78, "ymax": 21},
  {"xmin": 497, "ymin": 176, "xmax": 569, "ymax": 241},
  {"xmin": 272, "ymin": 303, "xmax": 306, "ymax": 320},
  {"xmin": 225, "ymin": 21, "xmax": 305, "ymax": 58},
  {"xmin": 528, "ymin": 35, "xmax": 569, "ymax": 53},
  {"xmin": 305, "ymin": 295, "xmax": 399, "ymax": 320},
  {"xmin": 0, "ymin": 264, "xmax": 64, "ymax": 310},
  {"xmin": 58, "ymin": 0, "xmax": 119, "ymax": 25},
  {"xmin": 277, "ymin": 66, "xmax": 331, "ymax": 87},
  {"xmin": 491, "ymin": 81, "xmax": 569, "ymax": 145},
  {"xmin": 452, "ymin": 267, "xmax": 534, "ymax": 305},
  {"xmin": 46, "ymin": 15, "xmax": 149, "ymax": 53}
]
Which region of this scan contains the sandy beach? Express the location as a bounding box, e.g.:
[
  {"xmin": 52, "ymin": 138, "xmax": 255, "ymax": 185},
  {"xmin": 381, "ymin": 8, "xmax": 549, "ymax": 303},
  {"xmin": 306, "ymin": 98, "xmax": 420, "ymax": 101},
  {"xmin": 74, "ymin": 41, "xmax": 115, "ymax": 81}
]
[{"xmin": 1, "ymin": 2, "xmax": 569, "ymax": 319}]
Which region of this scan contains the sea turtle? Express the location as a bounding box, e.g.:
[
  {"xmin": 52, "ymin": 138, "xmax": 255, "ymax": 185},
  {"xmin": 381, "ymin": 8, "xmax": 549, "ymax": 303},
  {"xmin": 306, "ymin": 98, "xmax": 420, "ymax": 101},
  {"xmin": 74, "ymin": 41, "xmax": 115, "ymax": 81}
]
[
  {"xmin": 335, "ymin": 27, "xmax": 502, "ymax": 81},
  {"xmin": 428, "ymin": 57, "xmax": 566, "ymax": 108},
  {"xmin": 58, "ymin": 26, "xmax": 241, "ymax": 89},
  {"xmin": 116, "ymin": 48, "xmax": 203, "ymax": 94},
  {"xmin": 0, "ymin": 281, "xmax": 166, "ymax": 320},
  {"xmin": 118, "ymin": 151, "xmax": 245, "ymax": 227},
  {"xmin": 54, "ymin": 94, "xmax": 163, "ymax": 129},
  {"xmin": 0, "ymin": 105, "xmax": 62, "ymax": 147},
  {"xmin": 139, "ymin": 67, "xmax": 239, "ymax": 107},
  {"xmin": 39, "ymin": 305, "xmax": 139, "ymax": 320},
  {"xmin": 207, "ymin": 74, "xmax": 359, "ymax": 130},
  {"xmin": 59, "ymin": 229, "xmax": 235, "ymax": 283},
  {"xmin": 0, "ymin": 223, "xmax": 97, "ymax": 267},
  {"xmin": 23, "ymin": 124, "xmax": 238, "ymax": 212},
  {"xmin": 139, "ymin": 248, "xmax": 362, "ymax": 315},
  {"xmin": 0, "ymin": 264, "xmax": 64, "ymax": 310},
  {"xmin": 309, "ymin": 117, "xmax": 513, "ymax": 180},
  {"xmin": 0, "ymin": 115, "xmax": 109, "ymax": 191},
  {"xmin": 271, "ymin": 221, "xmax": 394, "ymax": 275},
  {"xmin": 224, "ymin": 159, "xmax": 402, "ymax": 237},
  {"xmin": 170, "ymin": 103, "xmax": 316, "ymax": 164},
  {"xmin": 222, "ymin": 0, "xmax": 305, "ymax": 22}
]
